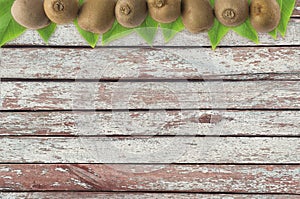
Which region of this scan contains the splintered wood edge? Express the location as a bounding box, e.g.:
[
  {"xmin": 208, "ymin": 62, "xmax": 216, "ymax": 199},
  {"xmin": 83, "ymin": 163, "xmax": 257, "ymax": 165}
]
[
  {"xmin": 1, "ymin": 111, "xmax": 300, "ymax": 136},
  {"xmin": 0, "ymin": 164, "xmax": 299, "ymax": 193}
]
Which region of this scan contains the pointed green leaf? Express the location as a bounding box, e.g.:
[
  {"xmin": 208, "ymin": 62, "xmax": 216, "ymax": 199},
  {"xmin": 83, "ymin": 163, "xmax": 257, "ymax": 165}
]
[
  {"xmin": 269, "ymin": 29, "xmax": 278, "ymax": 39},
  {"xmin": 0, "ymin": 0, "xmax": 26, "ymax": 47},
  {"xmin": 160, "ymin": 17, "xmax": 185, "ymax": 43},
  {"xmin": 232, "ymin": 19, "xmax": 259, "ymax": 44},
  {"xmin": 135, "ymin": 15, "xmax": 158, "ymax": 45},
  {"xmin": 102, "ymin": 21, "xmax": 134, "ymax": 45},
  {"xmin": 74, "ymin": 19, "xmax": 99, "ymax": 48},
  {"xmin": 208, "ymin": 19, "xmax": 230, "ymax": 50},
  {"xmin": 277, "ymin": 0, "xmax": 295, "ymax": 37},
  {"xmin": 37, "ymin": 23, "xmax": 57, "ymax": 44}
]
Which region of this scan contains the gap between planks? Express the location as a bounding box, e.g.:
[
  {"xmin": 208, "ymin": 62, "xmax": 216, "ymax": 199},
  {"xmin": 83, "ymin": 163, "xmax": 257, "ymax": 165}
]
[{"xmin": 0, "ymin": 164, "xmax": 299, "ymax": 193}]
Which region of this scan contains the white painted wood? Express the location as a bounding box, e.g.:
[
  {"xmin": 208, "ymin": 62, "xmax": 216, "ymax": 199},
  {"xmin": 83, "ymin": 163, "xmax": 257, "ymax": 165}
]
[
  {"xmin": 0, "ymin": 111, "xmax": 299, "ymax": 136},
  {"xmin": 1, "ymin": 81, "xmax": 299, "ymax": 110},
  {"xmin": 0, "ymin": 137, "xmax": 299, "ymax": 163},
  {"xmin": 6, "ymin": 19, "xmax": 300, "ymax": 46},
  {"xmin": 1, "ymin": 47, "xmax": 299, "ymax": 79},
  {"xmin": 1, "ymin": 193, "xmax": 299, "ymax": 199}
]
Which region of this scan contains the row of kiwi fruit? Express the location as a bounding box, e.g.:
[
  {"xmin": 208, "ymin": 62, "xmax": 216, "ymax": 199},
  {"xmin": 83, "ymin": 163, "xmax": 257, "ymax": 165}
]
[{"xmin": 11, "ymin": 0, "xmax": 281, "ymax": 35}]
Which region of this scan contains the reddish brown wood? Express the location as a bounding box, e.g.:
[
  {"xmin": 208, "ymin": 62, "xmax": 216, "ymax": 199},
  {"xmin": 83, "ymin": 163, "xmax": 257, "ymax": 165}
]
[{"xmin": 0, "ymin": 164, "xmax": 299, "ymax": 193}]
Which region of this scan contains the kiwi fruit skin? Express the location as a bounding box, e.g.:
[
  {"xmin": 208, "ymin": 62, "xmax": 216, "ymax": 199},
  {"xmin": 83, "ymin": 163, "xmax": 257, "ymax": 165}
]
[
  {"xmin": 44, "ymin": 0, "xmax": 79, "ymax": 24},
  {"xmin": 116, "ymin": 0, "xmax": 147, "ymax": 28},
  {"xmin": 78, "ymin": 0, "xmax": 116, "ymax": 34},
  {"xmin": 250, "ymin": 0, "xmax": 281, "ymax": 32},
  {"xmin": 182, "ymin": 0, "xmax": 214, "ymax": 34},
  {"xmin": 148, "ymin": 0, "xmax": 181, "ymax": 23},
  {"xmin": 11, "ymin": 0, "xmax": 50, "ymax": 30},
  {"xmin": 215, "ymin": 0, "xmax": 249, "ymax": 27}
]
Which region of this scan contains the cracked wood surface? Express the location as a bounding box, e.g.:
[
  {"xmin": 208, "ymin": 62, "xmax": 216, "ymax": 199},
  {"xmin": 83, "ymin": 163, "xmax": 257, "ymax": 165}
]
[
  {"xmin": 0, "ymin": 137, "xmax": 299, "ymax": 163},
  {"xmin": 1, "ymin": 47, "xmax": 299, "ymax": 80},
  {"xmin": 1, "ymin": 81, "xmax": 300, "ymax": 110},
  {"xmin": 0, "ymin": 164, "xmax": 299, "ymax": 193},
  {"xmin": 0, "ymin": 111, "xmax": 299, "ymax": 136}
]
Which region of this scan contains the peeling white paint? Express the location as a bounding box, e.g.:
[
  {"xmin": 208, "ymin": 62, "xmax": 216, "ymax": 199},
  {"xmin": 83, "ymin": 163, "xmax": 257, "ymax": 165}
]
[
  {"xmin": 70, "ymin": 178, "xmax": 92, "ymax": 189},
  {"xmin": 55, "ymin": 167, "xmax": 69, "ymax": 173}
]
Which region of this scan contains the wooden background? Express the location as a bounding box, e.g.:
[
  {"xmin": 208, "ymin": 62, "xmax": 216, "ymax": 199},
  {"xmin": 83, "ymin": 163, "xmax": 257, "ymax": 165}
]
[{"xmin": 0, "ymin": 2, "xmax": 299, "ymax": 198}]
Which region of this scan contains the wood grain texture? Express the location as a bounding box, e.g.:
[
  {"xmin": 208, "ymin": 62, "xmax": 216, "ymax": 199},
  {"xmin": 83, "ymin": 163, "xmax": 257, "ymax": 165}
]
[
  {"xmin": 0, "ymin": 111, "xmax": 299, "ymax": 136},
  {"xmin": 6, "ymin": 18, "xmax": 299, "ymax": 46},
  {"xmin": 1, "ymin": 193, "xmax": 299, "ymax": 199},
  {"xmin": 0, "ymin": 137, "xmax": 299, "ymax": 163},
  {"xmin": 1, "ymin": 81, "xmax": 300, "ymax": 110},
  {"xmin": 0, "ymin": 164, "xmax": 299, "ymax": 193},
  {"xmin": 1, "ymin": 47, "xmax": 299, "ymax": 79}
]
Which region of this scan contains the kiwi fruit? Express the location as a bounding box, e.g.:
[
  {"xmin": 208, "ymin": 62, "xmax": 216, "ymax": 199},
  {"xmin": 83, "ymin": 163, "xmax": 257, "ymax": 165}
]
[
  {"xmin": 148, "ymin": 0, "xmax": 181, "ymax": 23},
  {"xmin": 115, "ymin": 0, "xmax": 147, "ymax": 28},
  {"xmin": 11, "ymin": 0, "xmax": 50, "ymax": 30},
  {"xmin": 250, "ymin": 0, "xmax": 281, "ymax": 32},
  {"xmin": 44, "ymin": 0, "xmax": 79, "ymax": 24},
  {"xmin": 78, "ymin": 0, "xmax": 116, "ymax": 34},
  {"xmin": 182, "ymin": 0, "xmax": 214, "ymax": 33},
  {"xmin": 215, "ymin": 0, "xmax": 249, "ymax": 27}
]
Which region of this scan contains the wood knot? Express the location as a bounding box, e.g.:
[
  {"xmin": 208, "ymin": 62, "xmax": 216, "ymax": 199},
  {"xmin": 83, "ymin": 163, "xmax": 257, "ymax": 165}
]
[{"xmin": 199, "ymin": 114, "xmax": 223, "ymax": 124}]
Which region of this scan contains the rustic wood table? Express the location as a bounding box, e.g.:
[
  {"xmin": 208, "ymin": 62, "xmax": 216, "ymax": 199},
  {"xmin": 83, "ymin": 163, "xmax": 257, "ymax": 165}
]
[{"xmin": 0, "ymin": 3, "xmax": 299, "ymax": 199}]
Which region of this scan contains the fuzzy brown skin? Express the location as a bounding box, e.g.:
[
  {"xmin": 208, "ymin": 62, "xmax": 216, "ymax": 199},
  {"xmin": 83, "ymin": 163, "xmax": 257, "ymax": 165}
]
[
  {"xmin": 182, "ymin": 0, "xmax": 214, "ymax": 34},
  {"xmin": 116, "ymin": 0, "xmax": 147, "ymax": 28},
  {"xmin": 11, "ymin": 0, "xmax": 50, "ymax": 30},
  {"xmin": 147, "ymin": 0, "xmax": 181, "ymax": 23},
  {"xmin": 215, "ymin": 0, "xmax": 249, "ymax": 27},
  {"xmin": 250, "ymin": 0, "xmax": 281, "ymax": 32},
  {"xmin": 44, "ymin": 0, "xmax": 79, "ymax": 24},
  {"xmin": 78, "ymin": 0, "xmax": 116, "ymax": 34}
]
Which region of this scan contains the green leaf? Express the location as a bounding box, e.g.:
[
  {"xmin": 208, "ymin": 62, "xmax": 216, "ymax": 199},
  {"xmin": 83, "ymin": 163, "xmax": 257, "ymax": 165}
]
[
  {"xmin": 160, "ymin": 17, "xmax": 185, "ymax": 43},
  {"xmin": 208, "ymin": 19, "xmax": 230, "ymax": 50},
  {"xmin": 0, "ymin": 0, "xmax": 26, "ymax": 47},
  {"xmin": 269, "ymin": 29, "xmax": 278, "ymax": 39},
  {"xmin": 102, "ymin": 21, "xmax": 134, "ymax": 45},
  {"xmin": 37, "ymin": 23, "xmax": 57, "ymax": 44},
  {"xmin": 232, "ymin": 19, "xmax": 259, "ymax": 44},
  {"xmin": 79, "ymin": 0, "xmax": 84, "ymax": 5},
  {"xmin": 277, "ymin": 0, "xmax": 296, "ymax": 37},
  {"xmin": 74, "ymin": 19, "xmax": 99, "ymax": 48},
  {"xmin": 135, "ymin": 15, "xmax": 158, "ymax": 45}
]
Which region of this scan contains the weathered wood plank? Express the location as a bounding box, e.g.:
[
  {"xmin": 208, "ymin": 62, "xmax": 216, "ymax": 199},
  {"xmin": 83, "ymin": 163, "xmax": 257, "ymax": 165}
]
[
  {"xmin": 0, "ymin": 111, "xmax": 299, "ymax": 136},
  {"xmin": 0, "ymin": 164, "xmax": 299, "ymax": 193},
  {"xmin": 6, "ymin": 18, "xmax": 299, "ymax": 46},
  {"xmin": 295, "ymin": 0, "xmax": 300, "ymax": 17},
  {"xmin": 0, "ymin": 137, "xmax": 299, "ymax": 163},
  {"xmin": 1, "ymin": 47, "xmax": 299, "ymax": 79},
  {"xmin": 1, "ymin": 81, "xmax": 299, "ymax": 110},
  {"xmin": 1, "ymin": 193, "xmax": 299, "ymax": 199}
]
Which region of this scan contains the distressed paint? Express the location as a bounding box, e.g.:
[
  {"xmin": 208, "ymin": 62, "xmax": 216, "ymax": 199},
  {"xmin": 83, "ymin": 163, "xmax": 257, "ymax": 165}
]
[
  {"xmin": 1, "ymin": 47, "xmax": 299, "ymax": 79},
  {"xmin": 0, "ymin": 164, "xmax": 299, "ymax": 193},
  {"xmin": 0, "ymin": 137, "xmax": 299, "ymax": 163},
  {"xmin": 0, "ymin": 111, "xmax": 299, "ymax": 136}
]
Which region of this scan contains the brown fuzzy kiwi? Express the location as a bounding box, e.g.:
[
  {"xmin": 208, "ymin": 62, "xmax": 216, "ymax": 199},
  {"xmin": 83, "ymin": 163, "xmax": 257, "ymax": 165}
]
[
  {"xmin": 78, "ymin": 0, "xmax": 116, "ymax": 34},
  {"xmin": 115, "ymin": 0, "xmax": 147, "ymax": 28},
  {"xmin": 11, "ymin": 0, "xmax": 50, "ymax": 30},
  {"xmin": 182, "ymin": 0, "xmax": 214, "ymax": 34},
  {"xmin": 250, "ymin": 0, "xmax": 281, "ymax": 32},
  {"xmin": 215, "ymin": 0, "xmax": 249, "ymax": 27},
  {"xmin": 148, "ymin": 0, "xmax": 181, "ymax": 23},
  {"xmin": 44, "ymin": 0, "xmax": 79, "ymax": 24}
]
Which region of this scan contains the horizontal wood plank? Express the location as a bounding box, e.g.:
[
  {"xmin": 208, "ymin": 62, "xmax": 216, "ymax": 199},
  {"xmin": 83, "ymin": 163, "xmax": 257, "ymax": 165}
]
[
  {"xmin": 1, "ymin": 47, "xmax": 299, "ymax": 80},
  {"xmin": 1, "ymin": 193, "xmax": 299, "ymax": 199},
  {"xmin": 6, "ymin": 18, "xmax": 299, "ymax": 46},
  {"xmin": 0, "ymin": 164, "xmax": 299, "ymax": 193},
  {"xmin": 0, "ymin": 111, "xmax": 299, "ymax": 136},
  {"xmin": 1, "ymin": 81, "xmax": 300, "ymax": 110},
  {"xmin": 0, "ymin": 137, "xmax": 299, "ymax": 163}
]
